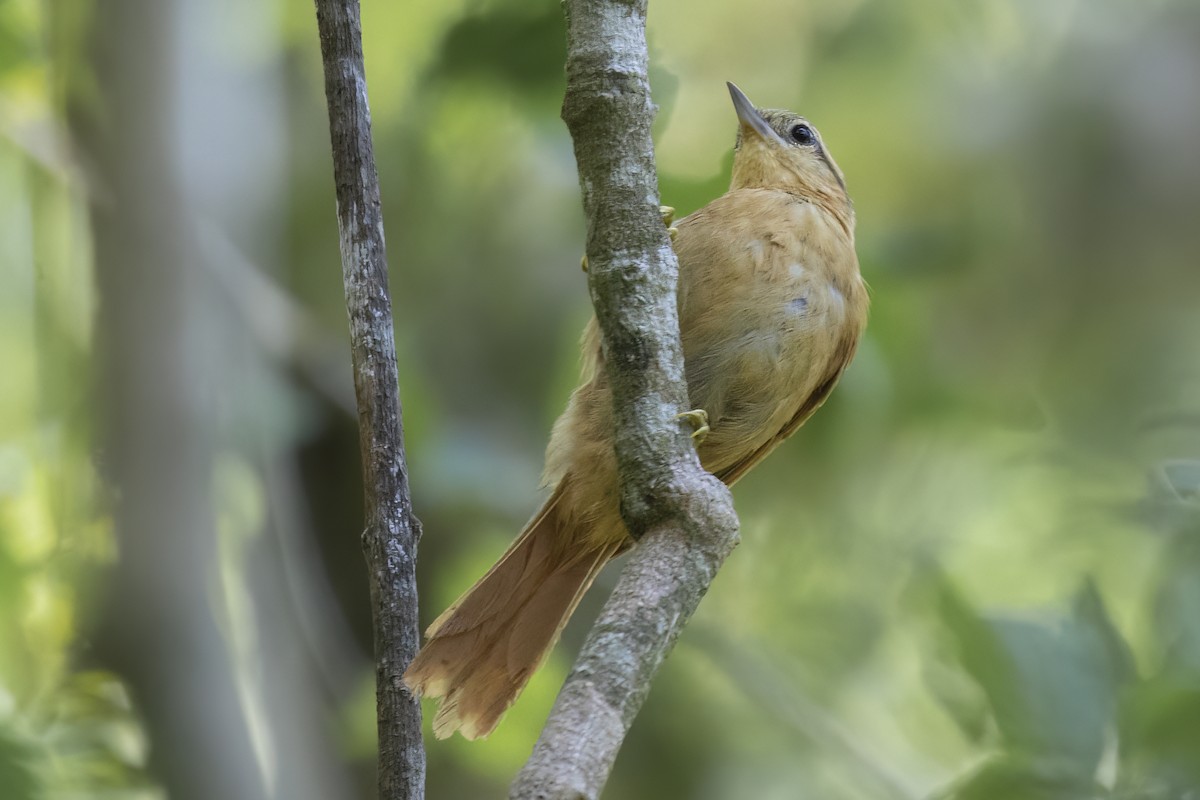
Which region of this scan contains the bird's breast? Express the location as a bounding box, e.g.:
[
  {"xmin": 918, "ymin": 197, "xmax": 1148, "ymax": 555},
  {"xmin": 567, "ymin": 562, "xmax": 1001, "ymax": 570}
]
[{"xmin": 676, "ymin": 191, "xmax": 864, "ymax": 470}]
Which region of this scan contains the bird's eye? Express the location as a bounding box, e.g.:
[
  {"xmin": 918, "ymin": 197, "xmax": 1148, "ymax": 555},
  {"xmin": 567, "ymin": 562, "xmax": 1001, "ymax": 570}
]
[{"xmin": 789, "ymin": 124, "xmax": 815, "ymax": 145}]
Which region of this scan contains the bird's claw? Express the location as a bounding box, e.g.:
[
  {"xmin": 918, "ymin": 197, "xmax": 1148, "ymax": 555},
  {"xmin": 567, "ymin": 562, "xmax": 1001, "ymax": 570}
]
[
  {"xmin": 676, "ymin": 409, "xmax": 710, "ymax": 445},
  {"xmin": 661, "ymin": 206, "xmax": 679, "ymax": 242}
]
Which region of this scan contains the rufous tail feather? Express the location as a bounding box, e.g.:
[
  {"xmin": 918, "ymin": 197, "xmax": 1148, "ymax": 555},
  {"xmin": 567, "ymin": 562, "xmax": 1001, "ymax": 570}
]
[{"xmin": 402, "ymin": 482, "xmax": 616, "ymax": 740}]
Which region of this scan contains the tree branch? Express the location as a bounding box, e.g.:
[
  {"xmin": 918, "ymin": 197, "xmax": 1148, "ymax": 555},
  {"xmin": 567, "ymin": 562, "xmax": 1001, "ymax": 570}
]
[
  {"xmin": 313, "ymin": 2, "xmax": 425, "ymax": 798},
  {"xmin": 509, "ymin": 0, "xmax": 740, "ymax": 797}
]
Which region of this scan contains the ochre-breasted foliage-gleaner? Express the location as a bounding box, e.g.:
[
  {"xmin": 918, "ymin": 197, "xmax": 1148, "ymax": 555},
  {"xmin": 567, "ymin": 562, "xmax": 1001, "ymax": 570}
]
[{"xmin": 404, "ymin": 83, "xmax": 869, "ymax": 740}]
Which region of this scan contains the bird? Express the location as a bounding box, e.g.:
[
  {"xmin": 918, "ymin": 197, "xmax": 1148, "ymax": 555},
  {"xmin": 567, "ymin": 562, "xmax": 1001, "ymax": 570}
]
[{"xmin": 403, "ymin": 82, "xmax": 868, "ymax": 740}]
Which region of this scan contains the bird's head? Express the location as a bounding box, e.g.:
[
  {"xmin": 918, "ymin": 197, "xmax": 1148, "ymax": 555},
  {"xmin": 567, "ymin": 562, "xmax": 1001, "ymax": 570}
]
[{"xmin": 726, "ymin": 83, "xmax": 848, "ymax": 209}]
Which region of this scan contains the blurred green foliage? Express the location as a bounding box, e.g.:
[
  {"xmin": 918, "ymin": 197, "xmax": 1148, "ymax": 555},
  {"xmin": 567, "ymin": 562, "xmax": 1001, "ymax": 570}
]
[{"xmin": 2, "ymin": 0, "xmax": 1200, "ymax": 796}]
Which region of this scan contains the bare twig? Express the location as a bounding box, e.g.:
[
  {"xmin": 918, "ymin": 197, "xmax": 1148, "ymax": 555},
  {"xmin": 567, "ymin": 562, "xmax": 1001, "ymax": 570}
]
[
  {"xmin": 509, "ymin": 0, "xmax": 740, "ymax": 797},
  {"xmin": 312, "ymin": 2, "xmax": 425, "ymax": 797}
]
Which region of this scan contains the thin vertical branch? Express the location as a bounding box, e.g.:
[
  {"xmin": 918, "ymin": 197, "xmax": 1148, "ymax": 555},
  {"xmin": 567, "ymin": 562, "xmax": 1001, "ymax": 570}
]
[
  {"xmin": 509, "ymin": 0, "xmax": 740, "ymax": 797},
  {"xmin": 312, "ymin": 2, "xmax": 425, "ymax": 798}
]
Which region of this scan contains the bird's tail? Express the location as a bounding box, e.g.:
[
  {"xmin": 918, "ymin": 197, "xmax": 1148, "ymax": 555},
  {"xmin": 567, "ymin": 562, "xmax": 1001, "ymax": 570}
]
[{"xmin": 403, "ymin": 482, "xmax": 617, "ymax": 740}]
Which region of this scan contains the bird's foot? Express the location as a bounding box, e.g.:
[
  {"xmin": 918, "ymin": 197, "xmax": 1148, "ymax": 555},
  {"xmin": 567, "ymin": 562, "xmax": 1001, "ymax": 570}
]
[
  {"xmin": 676, "ymin": 408, "xmax": 710, "ymax": 444},
  {"xmin": 661, "ymin": 205, "xmax": 678, "ymax": 242}
]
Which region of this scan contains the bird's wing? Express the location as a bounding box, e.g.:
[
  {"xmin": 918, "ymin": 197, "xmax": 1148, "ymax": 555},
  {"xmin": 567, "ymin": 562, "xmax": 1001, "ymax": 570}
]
[{"xmin": 714, "ymin": 329, "xmax": 859, "ymax": 486}]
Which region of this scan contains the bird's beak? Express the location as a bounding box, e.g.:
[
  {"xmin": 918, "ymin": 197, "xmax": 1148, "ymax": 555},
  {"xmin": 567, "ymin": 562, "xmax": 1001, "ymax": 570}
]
[{"xmin": 727, "ymin": 82, "xmax": 783, "ymax": 145}]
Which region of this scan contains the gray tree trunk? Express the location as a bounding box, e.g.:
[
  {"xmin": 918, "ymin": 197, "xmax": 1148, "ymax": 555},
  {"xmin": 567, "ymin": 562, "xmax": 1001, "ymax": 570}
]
[{"xmin": 87, "ymin": 1, "xmax": 271, "ymax": 797}]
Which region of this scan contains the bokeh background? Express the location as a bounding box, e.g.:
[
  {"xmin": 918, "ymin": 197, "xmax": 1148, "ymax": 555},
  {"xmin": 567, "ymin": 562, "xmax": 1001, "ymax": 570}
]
[{"xmin": 3, "ymin": 0, "xmax": 1200, "ymax": 797}]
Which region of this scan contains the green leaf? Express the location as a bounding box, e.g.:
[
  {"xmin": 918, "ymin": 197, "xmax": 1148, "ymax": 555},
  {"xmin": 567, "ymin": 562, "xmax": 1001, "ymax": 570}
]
[
  {"xmin": 922, "ymin": 655, "xmax": 993, "ymax": 745},
  {"xmin": 430, "ymin": 8, "xmax": 565, "ymax": 93},
  {"xmin": 1119, "ymin": 680, "xmax": 1200, "ymax": 789},
  {"xmin": 0, "ymin": 725, "xmax": 42, "ymax": 800},
  {"xmin": 1073, "ymin": 580, "xmax": 1138, "ymax": 686},
  {"xmin": 1158, "ymin": 460, "xmax": 1200, "ymax": 504},
  {"xmin": 936, "ymin": 576, "xmax": 1130, "ymax": 778},
  {"xmin": 1142, "ymin": 460, "xmax": 1200, "ymax": 537},
  {"xmin": 1152, "ymin": 536, "xmax": 1200, "ymax": 675}
]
